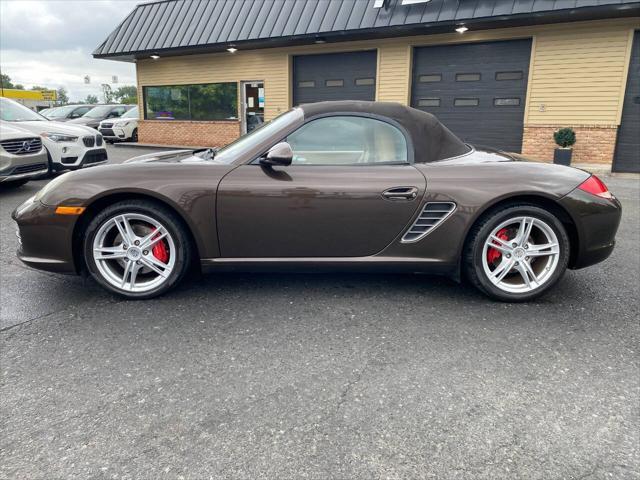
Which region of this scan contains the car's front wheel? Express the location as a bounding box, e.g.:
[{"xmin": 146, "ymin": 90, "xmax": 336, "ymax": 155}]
[
  {"xmin": 465, "ymin": 205, "xmax": 570, "ymax": 302},
  {"xmin": 84, "ymin": 200, "xmax": 192, "ymax": 299}
]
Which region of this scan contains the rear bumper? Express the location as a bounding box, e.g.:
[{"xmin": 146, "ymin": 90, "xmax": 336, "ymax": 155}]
[
  {"xmin": 560, "ymin": 188, "xmax": 622, "ymax": 269},
  {"xmin": 12, "ymin": 197, "xmax": 78, "ymax": 274}
]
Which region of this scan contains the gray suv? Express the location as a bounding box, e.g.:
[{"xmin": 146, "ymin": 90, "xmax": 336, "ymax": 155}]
[
  {"xmin": 67, "ymin": 104, "xmax": 135, "ymax": 129},
  {"xmin": 44, "ymin": 104, "xmax": 95, "ymax": 122},
  {"xmin": 0, "ymin": 122, "xmax": 49, "ymax": 187}
]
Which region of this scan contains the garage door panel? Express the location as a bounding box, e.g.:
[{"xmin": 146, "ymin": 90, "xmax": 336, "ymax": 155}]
[
  {"xmin": 613, "ymin": 31, "xmax": 639, "ymax": 173},
  {"xmin": 293, "ymin": 51, "xmax": 377, "ymax": 106},
  {"xmin": 411, "ymin": 39, "xmax": 532, "ymax": 152}
]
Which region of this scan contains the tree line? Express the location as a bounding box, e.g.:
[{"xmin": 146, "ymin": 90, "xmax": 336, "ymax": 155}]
[{"xmin": 1, "ymin": 73, "xmax": 137, "ymax": 105}]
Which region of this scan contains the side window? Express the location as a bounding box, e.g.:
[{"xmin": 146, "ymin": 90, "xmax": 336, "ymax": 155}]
[
  {"xmin": 75, "ymin": 107, "xmax": 91, "ymax": 116},
  {"xmin": 286, "ymin": 116, "xmax": 408, "ymax": 165}
]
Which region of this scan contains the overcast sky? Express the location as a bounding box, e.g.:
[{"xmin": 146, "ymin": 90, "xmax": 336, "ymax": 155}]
[{"xmin": 0, "ymin": 0, "xmax": 146, "ymax": 101}]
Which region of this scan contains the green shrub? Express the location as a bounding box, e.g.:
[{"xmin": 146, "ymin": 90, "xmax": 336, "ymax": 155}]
[{"xmin": 554, "ymin": 128, "xmax": 576, "ymax": 148}]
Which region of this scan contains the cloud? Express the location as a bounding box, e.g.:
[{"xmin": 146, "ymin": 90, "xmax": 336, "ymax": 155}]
[
  {"xmin": 1, "ymin": 0, "xmax": 141, "ymax": 52},
  {"xmin": 1, "ymin": 0, "xmax": 144, "ymax": 101},
  {"xmin": 1, "ymin": 48, "xmax": 137, "ymax": 101}
]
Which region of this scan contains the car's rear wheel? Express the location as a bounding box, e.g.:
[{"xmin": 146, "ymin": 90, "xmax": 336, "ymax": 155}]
[
  {"xmin": 84, "ymin": 200, "xmax": 191, "ymax": 299},
  {"xmin": 464, "ymin": 205, "xmax": 570, "ymax": 302}
]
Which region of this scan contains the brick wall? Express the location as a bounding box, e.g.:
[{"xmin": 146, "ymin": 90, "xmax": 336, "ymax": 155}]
[
  {"xmin": 138, "ymin": 120, "xmax": 241, "ymax": 148},
  {"xmin": 522, "ymin": 125, "xmax": 618, "ymax": 167}
]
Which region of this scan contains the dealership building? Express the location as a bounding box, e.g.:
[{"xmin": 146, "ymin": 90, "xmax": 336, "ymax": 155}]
[{"xmin": 95, "ymin": 0, "xmax": 639, "ymax": 172}]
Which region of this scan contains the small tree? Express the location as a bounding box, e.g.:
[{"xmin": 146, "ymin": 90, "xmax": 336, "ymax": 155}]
[
  {"xmin": 56, "ymin": 87, "xmax": 69, "ymax": 105},
  {"xmin": 114, "ymin": 85, "xmax": 138, "ymax": 104},
  {"xmin": 84, "ymin": 94, "xmax": 99, "ymax": 104},
  {"xmin": 101, "ymin": 84, "xmax": 114, "ymax": 103},
  {"xmin": 554, "ymin": 128, "xmax": 576, "ymax": 149},
  {"xmin": 1, "ymin": 73, "xmax": 16, "ymax": 89}
]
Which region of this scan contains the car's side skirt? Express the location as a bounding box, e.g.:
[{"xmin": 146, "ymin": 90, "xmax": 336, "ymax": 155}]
[{"xmin": 200, "ymin": 257, "xmax": 455, "ymax": 275}]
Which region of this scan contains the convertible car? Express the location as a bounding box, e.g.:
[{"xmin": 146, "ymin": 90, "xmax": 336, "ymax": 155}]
[{"xmin": 13, "ymin": 101, "xmax": 621, "ymax": 301}]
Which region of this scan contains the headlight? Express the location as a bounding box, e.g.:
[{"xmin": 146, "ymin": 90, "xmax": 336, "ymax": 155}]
[
  {"xmin": 41, "ymin": 132, "xmax": 79, "ymax": 143},
  {"xmin": 34, "ymin": 172, "xmax": 71, "ymax": 203},
  {"xmin": 120, "ymin": 121, "xmax": 132, "ymax": 126}
]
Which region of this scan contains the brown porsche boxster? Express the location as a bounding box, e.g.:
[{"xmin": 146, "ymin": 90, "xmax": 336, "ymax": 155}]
[{"xmin": 13, "ymin": 101, "xmax": 621, "ymax": 301}]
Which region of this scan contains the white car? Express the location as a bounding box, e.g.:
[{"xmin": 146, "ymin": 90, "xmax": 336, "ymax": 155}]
[
  {"xmin": 0, "ymin": 97, "xmax": 108, "ymax": 172},
  {"xmin": 98, "ymin": 106, "xmax": 139, "ymax": 143}
]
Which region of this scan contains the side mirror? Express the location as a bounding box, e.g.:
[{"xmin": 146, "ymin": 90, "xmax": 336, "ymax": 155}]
[{"xmin": 260, "ymin": 142, "xmax": 293, "ymax": 167}]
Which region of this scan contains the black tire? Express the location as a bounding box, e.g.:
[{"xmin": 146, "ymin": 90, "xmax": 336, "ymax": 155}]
[
  {"xmin": 83, "ymin": 200, "xmax": 192, "ymax": 299},
  {"xmin": 464, "ymin": 204, "xmax": 570, "ymax": 302},
  {"xmin": 131, "ymin": 128, "xmax": 138, "ymax": 142}
]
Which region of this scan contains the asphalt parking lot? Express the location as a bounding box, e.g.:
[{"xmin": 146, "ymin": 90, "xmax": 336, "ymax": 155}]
[{"xmin": 1, "ymin": 145, "xmax": 638, "ymax": 479}]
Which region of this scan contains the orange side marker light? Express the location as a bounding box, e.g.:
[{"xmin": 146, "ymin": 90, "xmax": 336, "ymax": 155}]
[{"xmin": 55, "ymin": 206, "xmax": 86, "ymax": 215}]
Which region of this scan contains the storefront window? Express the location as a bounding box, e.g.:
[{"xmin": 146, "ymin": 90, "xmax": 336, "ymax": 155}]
[{"xmin": 143, "ymin": 83, "xmax": 238, "ymax": 121}]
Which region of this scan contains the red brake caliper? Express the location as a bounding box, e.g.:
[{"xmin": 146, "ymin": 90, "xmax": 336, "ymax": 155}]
[
  {"xmin": 151, "ymin": 228, "xmax": 169, "ymax": 263},
  {"xmin": 487, "ymin": 228, "xmax": 509, "ymax": 265}
]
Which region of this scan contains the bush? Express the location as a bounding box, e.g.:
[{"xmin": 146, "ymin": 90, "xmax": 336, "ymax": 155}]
[{"xmin": 554, "ymin": 128, "xmax": 576, "ymax": 148}]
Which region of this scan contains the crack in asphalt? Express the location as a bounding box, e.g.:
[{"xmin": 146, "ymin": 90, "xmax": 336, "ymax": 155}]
[{"xmin": 0, "ymin": 296, "xmax": 124, "ymax": 335}]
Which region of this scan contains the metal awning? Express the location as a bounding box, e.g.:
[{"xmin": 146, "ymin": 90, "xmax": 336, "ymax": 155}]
[{"xmin": 94, "ymin": 0, "xmax": 640, "ymax": 61}]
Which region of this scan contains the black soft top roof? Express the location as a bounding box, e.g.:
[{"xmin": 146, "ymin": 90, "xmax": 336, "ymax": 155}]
[{"xmin": 299, "ymin": 101, "xmax": 470, "ymax": 163}]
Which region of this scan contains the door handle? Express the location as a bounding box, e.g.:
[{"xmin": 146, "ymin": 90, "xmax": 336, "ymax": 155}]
[{"xmin": 382, "ymin": 186, "xmax": 419, "ymax": 201}]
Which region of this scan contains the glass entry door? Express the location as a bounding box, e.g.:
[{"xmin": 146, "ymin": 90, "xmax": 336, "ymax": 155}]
[{"xmin": 241, "ymin": 81, "xmax": 265, "ymax": 134}]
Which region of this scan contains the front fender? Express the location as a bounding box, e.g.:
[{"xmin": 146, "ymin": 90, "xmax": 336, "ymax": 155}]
[{"xmin": 37, "ymin": 162, "xmax": 235, "ymax": 259}]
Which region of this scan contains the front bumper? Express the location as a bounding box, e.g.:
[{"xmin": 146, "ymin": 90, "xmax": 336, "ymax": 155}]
[
  {"xmin": 0, "ymin": 168, "xmax": 49, "ymax": 183},
  {"xmin": 99, "ymin": 127, "xmax": 126, "ymax": 140},
  {"xmin": 560, "ymin": 188, "xmax": 622, "ymax": 269},
  {"xmin": 51, "ymin": 148, "xmax": 108, "ymax": 172},
  {"xmin": 0, "ymin": 149, "xmax": 49, "ymax": 182},
  {"xmin": 12, "ymin": 197, "xmax": 79, "ymax": 274}
]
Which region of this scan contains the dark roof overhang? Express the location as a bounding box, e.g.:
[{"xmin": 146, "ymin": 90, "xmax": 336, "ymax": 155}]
[{"xmin": 94, "ymin": 1, "xmax": 640, "ymax": 63}]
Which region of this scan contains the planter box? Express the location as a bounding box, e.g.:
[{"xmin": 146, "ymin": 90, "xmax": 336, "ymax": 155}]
[{"xmin": 553, "ymin": 148, "xmax": 572, "ymax": 166}]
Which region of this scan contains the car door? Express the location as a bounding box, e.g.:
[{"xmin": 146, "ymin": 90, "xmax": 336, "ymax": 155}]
[{"xmin": 217, "ymin": 115, "xmax": 426, "ymax": 258}]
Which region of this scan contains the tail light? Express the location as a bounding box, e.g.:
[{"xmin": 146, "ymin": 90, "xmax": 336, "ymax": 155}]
[{"xmin": 578, "ymin": 175, "xmax": 613, "ymax": 200}]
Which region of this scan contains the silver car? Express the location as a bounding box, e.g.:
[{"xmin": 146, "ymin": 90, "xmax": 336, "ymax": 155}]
[{"xmin": 0, "ymin": 122, "xmax": 49, "ymax": 187}]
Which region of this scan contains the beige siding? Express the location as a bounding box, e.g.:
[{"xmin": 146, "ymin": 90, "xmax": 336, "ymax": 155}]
[
  {"xmin": 377, "ymin": 44, "xmax": 411, "ymax": 104},
  {"xmin": 526, "ymin": 23, "xmax": 635, "ymax": 125}
]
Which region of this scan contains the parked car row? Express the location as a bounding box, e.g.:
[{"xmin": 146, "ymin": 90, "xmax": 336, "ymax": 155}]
[{"xmin": 0, "ymin": 97, "xmax": 131, "ymax": 187}]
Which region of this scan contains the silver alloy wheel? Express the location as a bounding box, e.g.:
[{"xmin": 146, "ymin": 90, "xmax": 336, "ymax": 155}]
[
  {"xmin": 481, "ymin": 216, "xmax": 560, "ymax": 294},
  {"xmin": 92, "ymin": 213, "xmax": 176, "ymax": 293}
]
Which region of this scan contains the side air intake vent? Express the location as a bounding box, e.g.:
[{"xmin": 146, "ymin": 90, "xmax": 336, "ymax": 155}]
[{"xmin": 402, "ymin": 202, "xmax": 456, "ymax": 243}]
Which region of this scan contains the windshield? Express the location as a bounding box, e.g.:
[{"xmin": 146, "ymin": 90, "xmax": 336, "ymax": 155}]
[
  {"xmin": 121, "ymin": 106, "xmax": 138, "ymax": 119},
  {"xmin": 213, "ymin": 109, "xmax": 303, "ymax": 164},
  {"xmin": 0, "ymin": 98, "xmax": 48, "ymax": 122},
  {"xmin": 48, "ymin": 105, "xmax": 76, "ymax": 118},
  {"xmin": 83, "ymin": 105, "xmax": 114, "ymax": 118}
]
